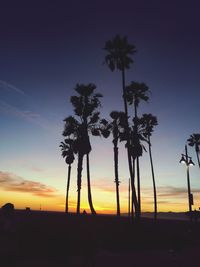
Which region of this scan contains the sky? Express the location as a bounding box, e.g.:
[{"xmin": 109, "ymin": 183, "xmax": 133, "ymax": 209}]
[{"xmin": 0, "ymin": 0, "xmax": 200, "ymax": 214}]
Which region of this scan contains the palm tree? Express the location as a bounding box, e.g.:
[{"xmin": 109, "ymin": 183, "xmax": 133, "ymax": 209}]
[
  {"xmin": 70, "ymin": 83, "xmax": 102, "ymax": 214},
  {"xmin": 125, "ymin": 81, "xmax": 149, "ymax": 216},
  {"xmin": 60, "ymin": 138, "xmax": 75, "ymax": 213},
  {"xmin": 141, "ymin": 113, "xmax": 158, "ymax": 221},
  {"xmin": 100, "ymin": 111, "xmax": 127, "ymax": 216},
  {"xmin": 104, "ymin": 35, "xmax": 139, "ymax": 217},
  {"xmin": 129, "ymin": 117, "xmax": 148, "ymax": 217},
  {"xmin": 187, "ymin": 134, "xmax": 200, "ymax": 168},
  {"xmin": 63, "ymin": 116, "xmax": 84, "ymax": 214}
]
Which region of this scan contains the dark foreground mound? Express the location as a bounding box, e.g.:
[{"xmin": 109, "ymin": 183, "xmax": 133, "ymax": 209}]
[{"xmin": 1, "ymin": 210, "xmax": 200, "ymax": 266}]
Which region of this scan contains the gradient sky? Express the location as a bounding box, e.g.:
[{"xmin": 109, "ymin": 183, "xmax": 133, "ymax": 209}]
[{"xmin": 0, "ymin": 0, "xmax": 200, "ymax": 213}]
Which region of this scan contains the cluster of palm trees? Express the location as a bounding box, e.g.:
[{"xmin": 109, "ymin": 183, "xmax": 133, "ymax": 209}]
[
  {"xmin": 60, "ymin": 35, "xmax": 158, "ymax": 219},
  {"xmin": 60, "ymin": 84, "xmax": 102, "ymax": 215}
]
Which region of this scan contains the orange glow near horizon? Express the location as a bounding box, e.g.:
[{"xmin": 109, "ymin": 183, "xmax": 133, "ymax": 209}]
[{"xmin": 0, "ymin": 185, "xmax": 191, "ymax": 214}]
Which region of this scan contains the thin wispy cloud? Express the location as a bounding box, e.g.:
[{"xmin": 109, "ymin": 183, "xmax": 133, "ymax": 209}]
[
  {"xmin": 0, "ymin": 171, "xmax": 58, "ymax": 198},
  {"xmin": 0, "ymin": 79, "xmax": 55, "ymax": 130},
  {"xmin": 92, "ymin": 183, "xmax": 200, "ymax": 203},
  {"xmin": 157, "ymin": 186, "xmax": 200, "ymax": 198},
  {"xmin": 0, "ymin": 80, "xmax": 25, "ymax": 95},
  {"xmin": 0, "ymin": 100, "xmax": 39, "ymax": 120},
  {"xmin": 0, "ymin": 100, "xmax": 51, "ymax": 130},
  {"xmin": 158, "ymin": 186, "xmax": 185, "ymax": 198}
]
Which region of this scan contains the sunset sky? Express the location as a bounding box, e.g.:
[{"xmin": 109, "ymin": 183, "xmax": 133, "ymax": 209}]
[{"xmin": 0, "ymin": 1, "xmax": 200, "ymax": 214}]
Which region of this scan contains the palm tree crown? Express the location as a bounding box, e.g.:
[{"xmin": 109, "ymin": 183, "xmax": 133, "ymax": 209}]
[
  {"xmin": 100, "ymin": 111, "xmax": 127, "ymax": 143},
  {"xmin": 187, "ymin": 134, "xmax": 200, "ymax": 153},
  {"xmin": 140, "ymin": 114, "xmax": 158, "ymax": 138},
  {"xmin": 63, "ymin": 116, "xmax": 89, "ymax": 155},
  {"xmin": 129, "ymin": 117, "xmax": 147, "ymax": 159},
  {"xmin": 60, "ymin": 138, "xmax": 75, "ymax": 165},
  {"xmin": 125, "ymin": 82, "xmax": 149, "ymax": 111},
  {"xmin": 71, "ymin": 83, "xmax": 102, "ymax": 122},
  {"xmin": 187, "ymin": 133, "xmax": 200, "ymax": 168},
  {"xmin": 104, "ymin": 35, "xmax": 137, "ymax": 71}
]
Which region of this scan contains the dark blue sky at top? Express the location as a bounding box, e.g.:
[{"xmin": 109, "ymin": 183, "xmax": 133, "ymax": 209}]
[{"xmin": 0, "ymin": 0, "xmax": 200, "ymax": 154}]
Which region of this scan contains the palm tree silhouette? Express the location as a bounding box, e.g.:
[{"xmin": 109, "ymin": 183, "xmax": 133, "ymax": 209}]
[
  {"xmin": 187, "ymin": 134, "xmax": 200, "ymax": 168},
  {"xmin": 125, "ymin": 81, "xmax": 149, "ymax": 216},
  {"xmin": 70, "ymin": 83, "xmax": 102, "ymax": 214},
  {"xmin": 104, "ymin": 35, "xmax": 139, "ymax": 217},
  {"xmin": 60, "ymin": 138, "xmax": 75, "ymax": 213},
  {"xmin": 141, "ymin": 113, "xmax": 158, "ymax": 221},
  {"xmin": 125, "ymin": 82, "xmax": 149, "ymax": 117},
  {"xmin": 100, "ymin": 111, "xmax": 127, "ymax": 216},
  {"xmin": 63, "ymin": 116, "xmax": 83, "ymax": 214}
]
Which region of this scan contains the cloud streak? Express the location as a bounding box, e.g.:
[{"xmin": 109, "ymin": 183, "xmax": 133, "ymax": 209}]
[
  {"xmin": 92, "ymin": 181, "xmax": 194, "ymax": 197},
  {"xmin": 0, "ymin": 80, "xmax": 54, "ymax": 130},
  {"xmin": 92, "ymin": 182, "xmax": 200, "ymax": 205},
  {"xmin": 0, "ymin": 171, "xmax": 58, "ymax": 197},
  {"xmin": 157, "ymin": 186, "xmax": 200, "ymax": 198},
  {"xmin": 0, "ymin": 100, "xmax": 51, "ymax": 130},
  {"xmin": 0, "ymin": 80, "xmax": 25, "ymax": 95}
]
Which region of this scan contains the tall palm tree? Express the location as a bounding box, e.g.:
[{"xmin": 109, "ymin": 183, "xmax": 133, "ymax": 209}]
[
  {"xmin": 141, "ymin": 113, "xmax": 158, "ymax": 221},
  {"xmin": 70, "ymin": 83, "xmax": 102, "ymax": 214},
  {"xmin": 187, "ymin": 134, "xmax": 200, "ymax": 168},
  {"xmin": 104, "ymin": 35, "xmax": 139, "ymax": 217},
  {"xmin": 100, "ymin": 111, "xmax": 127, "ymax": 216},
  {"xmin": 125, "ymin": 81, "xmax": 149, "ymax": 216},
  {"xmin": 60, "ymin": 138, "xmax": 75, "ymax": 213}
]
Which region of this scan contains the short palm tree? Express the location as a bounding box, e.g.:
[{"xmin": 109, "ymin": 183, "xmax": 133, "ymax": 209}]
[
  {"xmin": 100, "ymin": 111, "xmax": 127, "ymax": 216},
  {"xmin": 70, "ymin": 83, "xmax": 102, "ymax": 214},
  {"xmin": 187, "ymin": 134, "xmax": 200, "ymax": 168},
  {"xmin": 104, "ymin": 35, "xmax": 138, "ymax": 217},
  {"xmin": 125, "ymin": 81, "xmax": 149, "ymax": 216},
  {"xmin": 125, "ymin": 81, "xmax": 149, "ymax": 117},
  {"xmin": 141, "ymin": 113, "xmax": 158, "ymax": 221},
  {"xmin": 130, "ymin": 117, "xmax": 148, "ymax": 216},
  {"xmin": 63, "ymin": 116, "xmax": 83, "ymax": 214},
  {"xmin": 60, "ymin": 138, "xmax": 75, "ymax": 213}
]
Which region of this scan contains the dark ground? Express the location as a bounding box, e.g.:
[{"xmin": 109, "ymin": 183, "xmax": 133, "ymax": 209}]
[{"xmin": 1, "ymin": 210, "xmax": 200, "ymax": 266}]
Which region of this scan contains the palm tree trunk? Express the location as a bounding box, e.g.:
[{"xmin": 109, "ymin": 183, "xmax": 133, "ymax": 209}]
[
  {"xmin": 128, "ymin": 177, "xmax": 131, "ymax": 217},
  {"xmin": 131, "ymin": 157, "xmax": 135, "ymax": 217},
  {"xmin": 77, "ymin": 153, "xmax": 83, "ymax": 214},
  {"xmin": 148, "ymin": 136, "xmax": 157, "ymax": 221},
  {"xmin": 136, "ymin": 156, "xmax": 141, "ymax": 216},
  {"xmin": 114, "ymin": 145, "xmax": 120, "ymax": 216},
  {"xmin": 65, "ymin": 164, "xmax": 71, "ymax": 213},
  {"xmin": 86, "ymin": 153, "xmax": 96, "ymax": 215},
  {"xmin": 129, "ymin": 151, "xmax": 138, "ymax": 218},
  {"xmin": 134, "ymin": 101, "xmax": 141, "ymax": 219},
  {"xmin": 196, "ymin": 150, "xmax": 200, "ymax": 168},
  {"xmin": 122, "ymin": 68, "xmax": 129, "ymax": 117},
  {"xmin": 121, "ymin": 68, "xmax": 139, "ymax": 218}
]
